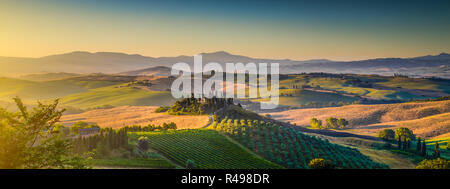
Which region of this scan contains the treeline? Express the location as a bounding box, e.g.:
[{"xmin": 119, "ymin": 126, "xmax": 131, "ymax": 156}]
[
  {"xmin": 310, "ymin": 117, "xmax": 349, "ymax": 129},
  {"xmin": 162, "ymin": 95, "xmax": 233, "ymax": 115},
  {"xmin": 119, "ymin": 122, "xmax": 177, "ymax": 132},
  {"xmin": 378, "ymin": 128, "xmax": 442, "ymax": 159},
  {"xmin": 72, "ymin": 128, "xmax": 128, "ymax": 158}
]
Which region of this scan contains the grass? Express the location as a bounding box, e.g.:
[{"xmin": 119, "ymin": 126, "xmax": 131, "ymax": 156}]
[
  {"xmin": 60, "ymin": 85, "xmax": 175, "ymax": 109},
  {"xmin": 253, "ymin": 90, "xmax": 358, "ymax": 107},
  {"xmin": 90, "ymin": 158, "xmax": 176, "ymax": 169},
  {"xmin": 129, "ymin": 129, "xmax": 283, "ymax": 169},
  {"xmin": 0, "ymin": 77, "xmax": 126, "ymax": 101},
  {"xmin": 376, "ymin": 77, "xmax": 450, "ymax": 93}
]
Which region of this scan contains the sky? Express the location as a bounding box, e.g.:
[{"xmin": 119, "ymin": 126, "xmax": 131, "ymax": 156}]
[{"xmin": 0, "ymin": 0, "xmax": 449, "ymax": 61}]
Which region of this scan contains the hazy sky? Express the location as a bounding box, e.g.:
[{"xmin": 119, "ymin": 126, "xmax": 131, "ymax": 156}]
[{"xmin": 1, "ymin": 0, "xmax": 449, "ymax": 61}]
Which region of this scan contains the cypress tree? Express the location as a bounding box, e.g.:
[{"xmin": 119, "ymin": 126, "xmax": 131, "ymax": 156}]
[
  {"xmin": 421, "ymin": 140, "xmax": 427, "ymax": 157},
  {"xmin": 402, "ymin": 138, "xmax": 407, "ymax": 151},
  {"xmin": 416, "ymin": 138, "xmax": 421, "ymax": 153},
  {"xmin": 434, "ymin": 142, "xmax": 440, "ymax": 158}
]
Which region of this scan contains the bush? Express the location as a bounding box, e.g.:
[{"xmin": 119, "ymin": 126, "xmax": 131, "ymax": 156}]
[
  {"xmin": 138, "ymin": 136, "xmax": 149, "ymax": 151},
  {"xmin": 308, "ymin": 158, "xmax": 335, "ymax": 169},
  {"xmin": 186, "ymin": 159, "xmax": 197, "ymax": 169},
  {"xmin": 155, "ymin": 106, "xmax": 170, "ymax": 113},
  {"xmin": 416, "ymin": 158, "xmax": 450, "ymax": 169},
  {"xmin": 378, "ymin": 129, "xmax": 395, "ymax": 141}
]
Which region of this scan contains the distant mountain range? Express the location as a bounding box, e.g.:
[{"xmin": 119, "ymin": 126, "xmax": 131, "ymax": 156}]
[{"xmin": 0, "ymin": 51, "xmax": 449, "ymax": 78}]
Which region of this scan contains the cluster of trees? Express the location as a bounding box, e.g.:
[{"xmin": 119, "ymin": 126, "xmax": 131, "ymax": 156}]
[
  {"xmin": 72, "ymin": 128, "xmax": 128, "ymax": 158},
  {"xmin": 167, "ymin": 94, "xmax": 233, "ymax": 115},
  {"xmin": 70, "ymin": 121, "xmax": 100, "ymax": 135},
  {"xmin": 119, "ymin": 122, "xmax": 177, "ymax": 132},
  {"xmin": 0, "ymin": 97, "xmax": 88, "ymax": 169},
  {"xmin": 378, "ymin": 128, "xmax": 443, "ymax": 159},
  {"xmin": 310, "ymin": 117, "xmax": 349, "ymax": 129}
]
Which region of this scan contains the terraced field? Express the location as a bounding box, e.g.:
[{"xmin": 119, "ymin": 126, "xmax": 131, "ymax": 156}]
[{"xmin": 129, "ymin": 129, "xmax": 282, "ymax": 169}]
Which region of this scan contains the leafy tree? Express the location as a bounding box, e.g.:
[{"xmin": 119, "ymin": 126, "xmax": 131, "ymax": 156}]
[
  {"xmin": 416, "ymin": 158, "xmax": 449, "ymax": 169},
  {"xmin": 378, "ymin": 129, "xmax": 395, "ymax": 141},
  {"xmin": 138, "ymin": 136, "xmax": 150, "ymax": 151},
  {"xmin": 337, "ymin": 118, "xmax": 349, "ymax": 129},
  {"xmin": 308, "ymin": 158, "xmax": 335, "ymax": 169},
  {"xmin": 310, "ymin": 118, "xmax": 322, "ymax": 129},
  {"xmin": 395, "ymin": 127, "xmax": 415, "ymax": 142},
  {"xmin": 325, "ymin": 117, "xmax": 338, "ymax": 129},
  {"xmin": 186, "ymin": 159, "xmax": 197, "ymax": 169},
  {"xmin": 0, "ymin": 97, "xmax": 88, "ymax": 169},
  {"xmin": 70, "ymin": 121, "xmax": 89, "ymax": 135}
]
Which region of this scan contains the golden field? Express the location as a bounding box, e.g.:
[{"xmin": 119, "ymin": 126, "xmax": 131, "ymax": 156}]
[
  {"xmin": 60, "ymin": 106, "xmax": 209, "ymax": 129},
  {"xmin": 267, "ymin": 100, "xmax": 450, "ymax": 139}
]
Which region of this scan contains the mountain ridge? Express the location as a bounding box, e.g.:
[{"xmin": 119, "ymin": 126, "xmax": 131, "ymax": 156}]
[{"xmin": 0, "ymin": 51, "xmax": 449, "ymax": 78}]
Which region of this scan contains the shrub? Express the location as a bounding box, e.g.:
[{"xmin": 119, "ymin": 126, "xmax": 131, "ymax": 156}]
[
  {"xmin": 155, "ymin": 106, "xmax": 170, "ymax": 113},
  {"xmin": 138, "ymin": 136, "xmax": 149, "ymax": 151},
  {"xmin": 186, "ymin": 159, "xmax": 197, "ymax": 169},
  {"xmin": 378, "ymin": 129, "xmax": 395, "ymax": 141},
  {"xmin": 416, "ymin": 158, "xmax": 450, "ymax": 169},
  {"xmin": 308, "ymin": 158, "xmax": 335, "ymax": 169}
]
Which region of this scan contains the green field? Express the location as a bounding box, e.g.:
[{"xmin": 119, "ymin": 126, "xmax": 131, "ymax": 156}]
[
  {"xmin": 208, "ymin": 117, "xmax": 389, "ymax": 169},
  {"xmin": 0, "ymin": 77, "xmax": 125, "ymax": 101},
  {"xmin": 253, "ymin": 89, "xmax": 358, "ymax": 107},
  {"xmin": 129, "ymin": 129, "xmax": 282, "ymax": 169},
  {"xmin": 60, "ymin": 85, "xmax": 175, "ymax": 109},
  {"xmin": 90, "ymin": 158, "xmax": 176, "ymax": 169}
]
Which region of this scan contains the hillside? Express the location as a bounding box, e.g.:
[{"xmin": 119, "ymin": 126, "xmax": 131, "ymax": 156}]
[
  {"xmin": 129, "ymin": 129, "xmax": 282, "ymax": 169},
  {"xmin": 60, "ymin": 106, "xmax": 209, "ymax": 129},
  {"xmin": 267, "ymin": 100, "xmax": 450, "ymax": 139},
  {"xmin": 59, "ymin": 85, "xmax": 175, "ymax": 109},
  {"xmin": 207, "ymin": 116, "xmax": 387, "ymax": 169}
]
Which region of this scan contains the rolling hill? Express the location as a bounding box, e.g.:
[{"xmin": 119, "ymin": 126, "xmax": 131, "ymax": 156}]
[
  {"xmin": 60, "ymin": 106, "xmax": 209, "ymax": 129},
  {"xmin": 267, "ymin": 100, "xmax": 450, "ymax": 139}
]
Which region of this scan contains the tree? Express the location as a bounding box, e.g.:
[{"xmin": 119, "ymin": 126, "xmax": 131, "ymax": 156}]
[
  {"xmin": 433, "ymin": 142, "xmax": 440, "ymax": 158},
  {"xmin": 378, "ymin": 129, "xmax": 395, "ymax": 141},
  {"xmin": 325, "ymin": 117, "xmax": 339, "ymax": 129},
  {"xmin": 416, "ymin": 158, "xmax": 450, "ymax": 169},
  {"xmin": 0, "ymin": 97, "xmax": 87, "ymax": 169},
  {"xmin": 310, "ymin": 118, "xmax": 322, "ymax": 129},
  {"xmin": 138, "ymin": 136, "xmax": 149, "ymax": 151},
  {"xmin": 421, "ymin": 139, "xmax": 427, "ymax": 157},
  {"xmin": 186, "ymin": 159, "xmax": 197, "ymax": 169},
  {"xmin": 395, "ymin": 127, "xmax": 414, "ymax": 142},
  {"xmin": 70, "ymin": 121, "xmax": 89, "ymax": 135},
  {"xmin": 337, "ymin": 118, "xmax": 349, "ymax": 129},
  {"xmin": 308, "ymin": 158, "xmax": 335, "ymax": 169},
  {"xmin": 416, "ymin": 138, "xmax": 422, "ymax": 153}
]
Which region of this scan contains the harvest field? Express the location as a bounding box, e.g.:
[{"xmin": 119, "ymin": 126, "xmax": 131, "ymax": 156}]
[
  {"xmin": 207, "ymin": 117, "xmax": 388, "ymax": 169},
  {"xmin": 129, "ymin": 129, "xmax": 282, "ymax": 169},
  {"xmin": 60, "ymin": 106, "xmax": 210, "ymax": 129}
]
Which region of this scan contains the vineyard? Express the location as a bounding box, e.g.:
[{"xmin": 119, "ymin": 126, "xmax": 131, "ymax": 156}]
[
  {"xmin": 128, "ymin": 129, "xmax": 282, "ymax": 169},
  {"xmin": 207, "ymin": 117, "xmax": 389, "ymax": 169}
]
